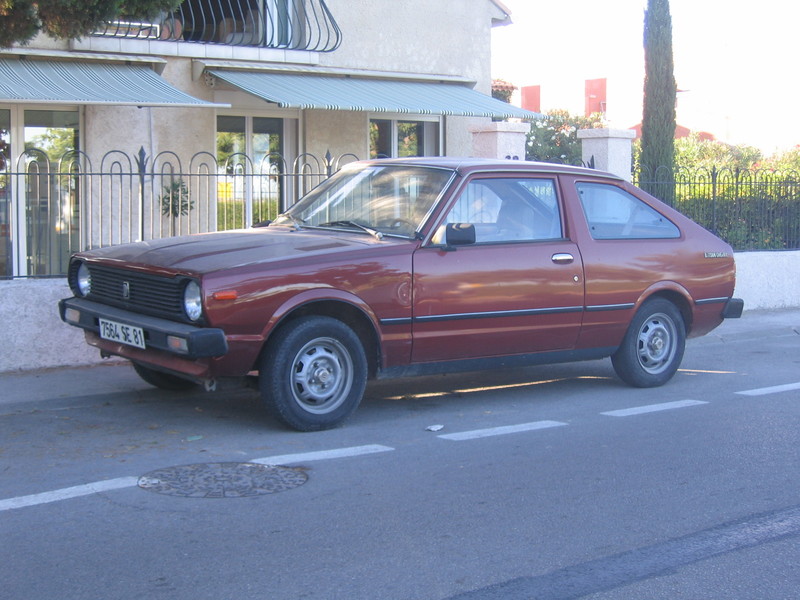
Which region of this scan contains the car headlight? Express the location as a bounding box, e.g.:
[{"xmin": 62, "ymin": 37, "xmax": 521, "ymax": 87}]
[
  {"xmin": 76, "ymin": 262, "xmax": 91, "ymax": 297},
  {"xmin": 183, "ymin": 280, "xmax": 203, "ymax": 322}
]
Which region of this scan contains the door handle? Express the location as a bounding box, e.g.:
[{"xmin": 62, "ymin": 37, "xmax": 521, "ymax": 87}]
[{"xmin": 551, "ymin": 253, "xmax": 574, "ymax": 264}]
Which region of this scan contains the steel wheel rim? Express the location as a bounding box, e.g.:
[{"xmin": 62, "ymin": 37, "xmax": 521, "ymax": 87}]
[
  {"xmin": 635, "ymin": 312, "xmax": 678, "ymax": 374},
  {"xmin": 289, "ymin": 337, "xmax": 353, "ymax": 414}
]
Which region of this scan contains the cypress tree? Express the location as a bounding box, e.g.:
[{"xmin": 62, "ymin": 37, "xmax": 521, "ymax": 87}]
[{"xmin": 641, "ymin": 0, "xmax": 677, "ymax": 202}]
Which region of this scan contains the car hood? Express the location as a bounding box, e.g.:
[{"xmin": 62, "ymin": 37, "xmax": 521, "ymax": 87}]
[{"xmin": 82, "ymin": 227, "xmax": 385, "ymax": 274}]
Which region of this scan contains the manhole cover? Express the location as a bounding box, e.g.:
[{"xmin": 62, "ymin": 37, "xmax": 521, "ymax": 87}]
[{"xmin": 138, "ymin": 462, "xmax": 308, "ymax": 498}]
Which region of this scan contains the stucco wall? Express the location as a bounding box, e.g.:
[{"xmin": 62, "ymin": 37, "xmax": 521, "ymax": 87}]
[
  {"xmin": 83, "ymin": 58, "xmax": 218, "ymax": 163},
  {"xmin": 0, "ymin": 279, "xmax": 100, "ymax": 372},
  {"xmin": 303, "ymin": 110, "xmax": 369, "ymax": 159},
  {"xmin": 21, "ymin": 0, "xmax": 505, "ymax": 172},
  {"xmin": 319, "ymin": 0, "xmax": 503, "ymax": 157},
  {"xmin": 1, "ymin": 251, "xmax": 797, "ymax": 374},
  {"xmin": 322, "ymin": 0, "xmax": 499, "ymax": 86},
  {"xmin": 733, "ymin": 251, "xmax": 800, "ymax": 309}
]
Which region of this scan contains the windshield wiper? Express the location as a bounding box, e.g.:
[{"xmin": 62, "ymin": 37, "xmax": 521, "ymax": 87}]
[
  {"xmin": 274, "ymin": 213, "xmax": 306, "ymax": 229},
  {"xmin": 318, "ymin": 220, "xmax": 383, "ymax": 240}
]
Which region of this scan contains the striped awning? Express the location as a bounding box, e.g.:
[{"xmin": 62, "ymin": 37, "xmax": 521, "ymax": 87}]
[
  {"xmin": 0, "ymin": 59, "xmax": 225, "ymax": 108},
  {"xmin": 209, "ymin": 70, "xmax": 539, "ymax": 119}
]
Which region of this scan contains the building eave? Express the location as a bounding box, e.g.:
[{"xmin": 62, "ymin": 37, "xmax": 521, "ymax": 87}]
[{"xmin": 489, "ymin": 0, "xmax": 513, "ymax": 27}]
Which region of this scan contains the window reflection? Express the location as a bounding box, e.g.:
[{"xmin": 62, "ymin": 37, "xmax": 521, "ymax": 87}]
[
  {"xmin": 216, "ymin": 115, "xmax": 284, "ymax": 229},
  {"xmin": 0, "ymin": 109, "xmax": 9, "ymax": 277},
  {"xmin": 281, "ymin": 164, "xmax": 453, "ymax": 237},
  {"xmin": 370, "ymin": 119, "xmax": 439, "ymax": 159},
  {"xmin": 436, "ymin": 178, "xmax": 562, "ymax": 244}
]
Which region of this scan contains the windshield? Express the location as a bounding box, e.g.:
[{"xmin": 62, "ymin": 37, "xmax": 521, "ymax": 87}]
[{"xmin": 274, "ymin": 163, "xmax": 455, "ymax": 238}]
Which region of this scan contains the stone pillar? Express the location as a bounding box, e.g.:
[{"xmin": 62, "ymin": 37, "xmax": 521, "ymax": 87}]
[
  {"xmin": 470, "ymin": 121, "xmax": 530, "ymax": 160},
  {"xmin": 577, "ymin": 128, "xmax": 636, "ymax": 181}
]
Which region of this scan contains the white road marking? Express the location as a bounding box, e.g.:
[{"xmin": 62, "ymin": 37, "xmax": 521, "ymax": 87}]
[
  {"xmin": 438, "ymin": 420, "xmax": 567, "ymax": 441},
  {"xmin": 251, "ymin": 444, "xmax": 395, "ymax": 465},
  {"xmin": 601, "ymin": 399, "xmax": 708, "ymax": 417},
  {"xmin": 0, "ymin": 477, "xmax": 139, "ymax": 512},
  {"xmin": 0, "ymin": 445, "xmax": 395, "ymax": 513},
  {"xmin": 5, "ymin": 378, "xmax": 792, "ymax": 513},
  {"xmin": 736, "ymin": 382, "xmax": 800, "ymax": 397}
]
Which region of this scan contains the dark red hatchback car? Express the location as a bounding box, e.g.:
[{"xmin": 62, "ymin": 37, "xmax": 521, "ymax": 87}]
[{"xmin": 60, "ymin": 158, "xmax": 742, "ymax": 430}]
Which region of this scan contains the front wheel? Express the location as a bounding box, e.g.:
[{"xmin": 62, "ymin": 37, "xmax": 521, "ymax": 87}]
[
  {"xmin": 260, "ymin": 316, "xmax": 367, "ymax": 431},
  {"xmin": 612, "ymin": 298, "xmax": 686, "ymax": 388}
]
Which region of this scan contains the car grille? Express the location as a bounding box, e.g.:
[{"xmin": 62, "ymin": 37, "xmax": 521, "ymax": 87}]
[{"xmin": 73, "ymin": 262, "xmax": 192, "ymax": 323}]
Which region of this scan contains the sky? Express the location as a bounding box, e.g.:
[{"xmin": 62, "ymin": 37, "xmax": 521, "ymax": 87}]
[{"xmin": 491, "ymin": 0, "xmax": 800, "ymax": 154}]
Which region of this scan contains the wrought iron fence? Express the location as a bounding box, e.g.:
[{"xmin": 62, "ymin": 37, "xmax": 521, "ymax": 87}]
[
  {"xmin": 4, "ymin": 156, "xmax": 797, "ymax": 279},
  {"xmin": 634, "ymin": 166, "xmax": 800, "ymax": 251},
  {"xmin": 0, "ymin": 149, "xmax": 358, "ymax": 279}
]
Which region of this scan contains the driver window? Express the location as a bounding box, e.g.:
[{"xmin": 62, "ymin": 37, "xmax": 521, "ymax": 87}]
[{"xmin": 436, "ymin": 177, "xmax": 561, "ymax": 243}]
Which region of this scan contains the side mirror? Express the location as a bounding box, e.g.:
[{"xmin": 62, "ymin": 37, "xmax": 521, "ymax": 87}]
[{"xmin": 444, "ymin": 223, "xmax": 476, "ymax": 247}]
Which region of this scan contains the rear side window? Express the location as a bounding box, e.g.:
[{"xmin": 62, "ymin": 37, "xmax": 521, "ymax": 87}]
[{"xmin": 577, "ymin": 182, "xmax": 680, "ymax": 240}]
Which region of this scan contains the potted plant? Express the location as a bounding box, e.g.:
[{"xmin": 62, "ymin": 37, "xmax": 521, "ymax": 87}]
[{"xmin": 160, "ymin": 178, "xmax": 193, "ymax": 236}]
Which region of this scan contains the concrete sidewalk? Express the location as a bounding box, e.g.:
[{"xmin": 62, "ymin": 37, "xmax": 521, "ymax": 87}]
[{"xmin": 2, "ymin": 308, "xmax": 798, "ymax": 409}]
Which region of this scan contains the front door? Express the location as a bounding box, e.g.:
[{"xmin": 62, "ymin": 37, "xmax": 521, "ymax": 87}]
[{"xmin": 411, "ymin": 175, "xmax": 585, "ymax": 363}]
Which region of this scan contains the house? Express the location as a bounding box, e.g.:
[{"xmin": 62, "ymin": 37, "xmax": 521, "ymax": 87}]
[
  {"xmin": 519, "ymin": 79, "xmax": 715, "ymax": 142},
  {"xmin": 0, "ymin": 0, "xmax": 537, "ymax": 371}
]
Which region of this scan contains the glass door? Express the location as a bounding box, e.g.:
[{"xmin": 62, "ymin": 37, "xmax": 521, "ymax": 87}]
[
  {"xmin": 216, "ymin": 115, "xmax": 284, "ymax": 229},
  {"xmin": 23, "ymin": 109, "xmax": 80, "ymax": 276}
]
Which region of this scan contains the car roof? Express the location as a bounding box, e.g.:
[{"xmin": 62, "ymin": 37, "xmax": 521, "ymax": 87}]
[{"xmin": 355, "ymin": 156, "xmax": 624, "ymax": 181}]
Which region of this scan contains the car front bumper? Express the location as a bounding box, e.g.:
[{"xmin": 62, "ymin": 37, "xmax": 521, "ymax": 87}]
[{"xmin": 59, "ymin": 297, "xmax": 228, "ymax": 359}]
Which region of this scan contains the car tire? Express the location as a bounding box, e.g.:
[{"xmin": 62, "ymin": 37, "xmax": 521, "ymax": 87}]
[
  {"xmin": 611, "ymin": 298, "xmax": 686, "ymax": 388},
  {"xmin": 260, "ymin": 316, "xmax": 367, "ymax": 431},
  {"xmin": 132, "ymin": 362, "xmax": 198, "ymax": 391}
]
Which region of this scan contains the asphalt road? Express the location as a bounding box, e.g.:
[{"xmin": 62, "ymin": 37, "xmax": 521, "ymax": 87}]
[{"xmin": 1, "ymin": 310, "xmax": 799, "ymax": 600}]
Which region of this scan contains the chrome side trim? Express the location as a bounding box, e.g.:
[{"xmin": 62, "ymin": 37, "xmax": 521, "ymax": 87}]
[
  {"xmin": 413, "ymin": 306, "xmax": 584, "ymax": 323},
  {"xmin": 694, "ymin": 297, "xmax": 729, "ymax": 305},
  {"xmin": 380, "ymin": 306, "xmax": 584, "ymax": 326},
  {"xmin": 380, "ymin": 317, "xmax": 413, "ymax": 326},
  {"xmin": 584, "ymin": 303, "xmax": 635, "ymax": 312}
]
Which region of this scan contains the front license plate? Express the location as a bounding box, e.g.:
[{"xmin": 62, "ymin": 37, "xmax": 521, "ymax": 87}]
[{"xmin": 98, "ymin": 318, "xmax": 146, "ymax": 349}]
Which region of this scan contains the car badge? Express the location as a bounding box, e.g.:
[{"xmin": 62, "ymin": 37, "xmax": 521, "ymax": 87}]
[{"xmin": 122, "ymin": 281, "xmax": 131, "ymax": 300}]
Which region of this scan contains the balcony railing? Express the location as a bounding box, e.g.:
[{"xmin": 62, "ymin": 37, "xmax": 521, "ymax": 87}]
[{"xmin": 96, "ymin": 0, "xmax": 342, "ymax": 52}]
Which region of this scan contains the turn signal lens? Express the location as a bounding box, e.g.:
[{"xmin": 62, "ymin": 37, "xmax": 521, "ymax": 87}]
[
  {"xmin": 212, "ymin": 290, "xmax": 238, "ymax": 301},
  {"xmin": 167, "ymin": 335, "xmax": 189, "ymax": 353}
]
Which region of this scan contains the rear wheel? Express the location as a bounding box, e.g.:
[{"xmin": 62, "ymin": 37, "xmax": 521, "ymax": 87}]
[
  {"xmin": 132, "ymin": 362, "xmax": 198, "ymax": 391},
  {"xmin": 260, "ymin": 316, "xmax": 367, "ymax": 431},
  {"xmin": 612, "ymin": 298, "xmax": 685, "ymax": 388}
]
